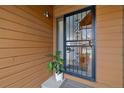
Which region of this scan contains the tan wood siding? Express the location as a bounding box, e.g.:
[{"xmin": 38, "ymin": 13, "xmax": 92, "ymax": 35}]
[
  {"xmin": 53, "ymin": 5, "xmax": 86, "ymax": 18},
  {"xmin": 53, "ymin": 5, "xmax": 123, "ymax": 87},
  {"xmin": 96, "ymin": 5, "xmax": 123, "ymax": 88},
  {"xmin": 0, "ymin": 5, "xmax": 53, "ymax": 88}
]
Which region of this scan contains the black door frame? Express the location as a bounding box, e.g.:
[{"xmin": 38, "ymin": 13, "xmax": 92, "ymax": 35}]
[{"xmin": 63, "ymin": 5, "xmax": 96, "ymax": 81}]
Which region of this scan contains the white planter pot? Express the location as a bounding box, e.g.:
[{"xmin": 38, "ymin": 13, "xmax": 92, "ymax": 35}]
[{"xmin": 55, "ymin": 73, "xmax": 63, "ymax": 82}]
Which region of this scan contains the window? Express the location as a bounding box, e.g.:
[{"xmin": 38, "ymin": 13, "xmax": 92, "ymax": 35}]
[{"xmin": 56, "ymin": 18, "xmax": 64, "ymax": 58}]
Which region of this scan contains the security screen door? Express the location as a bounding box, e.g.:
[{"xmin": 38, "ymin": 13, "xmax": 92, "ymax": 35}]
[{"xmin": 63, "ymin": 6, "xmax": 96, "ymax": 81}]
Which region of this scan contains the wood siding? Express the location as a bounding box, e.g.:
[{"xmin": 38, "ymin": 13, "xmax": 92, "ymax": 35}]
[
  {"xmin": 96, "ymin": 5, "xmax": 123, "ymax": 87},
  {"xmin": 53, "ymin": 5, "xmax": 123, "ymax": 87},
  {"xmin": 0, "ymin": 5, "xmax": 53, "ymax": 88}
]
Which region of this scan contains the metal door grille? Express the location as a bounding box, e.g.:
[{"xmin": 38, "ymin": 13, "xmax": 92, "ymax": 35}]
[{"xmin": 64, "ymin": 6, "xmax": 96, "ymax": 81}]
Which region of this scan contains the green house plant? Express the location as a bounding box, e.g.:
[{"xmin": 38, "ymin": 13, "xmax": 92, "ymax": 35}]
[{"xmin": 47, "ymin": 51, "xmax": 64, "ymax": 81}]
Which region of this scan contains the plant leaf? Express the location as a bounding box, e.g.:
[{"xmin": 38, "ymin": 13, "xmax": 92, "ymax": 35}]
[{"xmin": 47, "ymin": 62, "xmax": 53, "ymax": 71}]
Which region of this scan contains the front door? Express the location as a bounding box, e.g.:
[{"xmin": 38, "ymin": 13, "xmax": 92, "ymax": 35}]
[{"xmin": 64, "ymin": 6, "xmax": 96, "ymax": 81}]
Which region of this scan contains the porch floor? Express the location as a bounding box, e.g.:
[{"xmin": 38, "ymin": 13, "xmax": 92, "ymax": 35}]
[
  {"xmin": 60, "ymin": 79, "xmax": 90, "ymax": 88},
  {"xmin": 42, "ymin": 75, "xmax": 90, "ymax": 88}
]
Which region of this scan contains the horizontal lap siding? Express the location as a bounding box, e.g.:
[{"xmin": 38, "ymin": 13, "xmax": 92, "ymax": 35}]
[
  {"xmin": 0, "ymin": 6, "xmax": 53, "ymax": 88},
  {"xmin": 53, "ymin": 5, "xmax": 86, "ymax": 17},
  {"xmin": 96, "ymin": 5, "xmax": 123, "ymax": 87}
]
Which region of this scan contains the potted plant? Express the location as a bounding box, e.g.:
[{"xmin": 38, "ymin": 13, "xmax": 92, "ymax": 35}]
[{"xmin": 47, "ymin": 51, "xmax": 64, "ymax": 82}]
